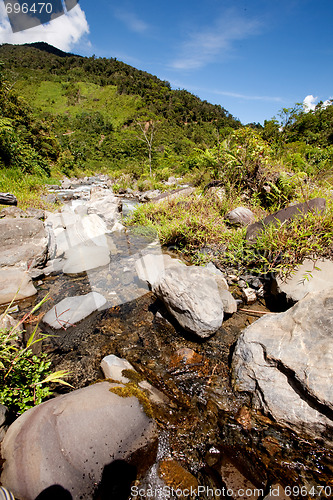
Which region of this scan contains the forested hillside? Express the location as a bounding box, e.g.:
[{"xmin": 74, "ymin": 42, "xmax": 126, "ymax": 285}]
[
  {"xmin": 0, "ymin": 42, "xmax": 332, "ymax": 208},
  {"xmin": 0, "ymin": 42, "xmax": 241, "ymax": 178}
]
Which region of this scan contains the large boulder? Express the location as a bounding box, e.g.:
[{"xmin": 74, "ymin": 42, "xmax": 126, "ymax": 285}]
[
  {"xmin": 246, "ymin": 198, "xmax": 326, "ymax": 242},
  {"xmin": 232, "ymin": 288, "xmax": 333, "ymax": 441},
  {"xmin": 43, "ymin": 292, "xmax": 107, "ymax": 329},
  {"xmin": 275, "ymin": 258, "xmax": 333, "ymax": 302},
  {"xmin": 152, "ymin": 263, "xmax": 224, "ymax": 338},
  {"xmin": 0, "ymin": 268, "xmax": 37, "ymax": 305},
  {"xmin": 0, "ymin": 218, "xmax": 48, "ymax": 269},
  {"xmin": 1, "ymin": 382, "xmax": 157, "ymax": 500}
]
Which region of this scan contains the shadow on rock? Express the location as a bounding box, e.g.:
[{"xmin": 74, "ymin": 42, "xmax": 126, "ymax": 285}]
[
  {"xmin": 93, "ymin": 460, "xmax": 137, "ymax": 500},
  {"xmin": 35, "ymin": 485, "xmax": 72, "ymax": 500}
]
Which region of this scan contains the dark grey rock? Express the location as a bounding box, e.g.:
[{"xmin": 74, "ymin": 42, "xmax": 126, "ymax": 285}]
[
  {"xmin": 246, "ymin": 198, "xmax": 326, "ymax": 242},
  {"xmin": 0, "ymin": 193, "xmax": 17, "ymax": 206}
]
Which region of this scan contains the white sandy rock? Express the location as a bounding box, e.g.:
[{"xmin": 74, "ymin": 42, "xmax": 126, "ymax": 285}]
[{"xmin": 43, "ymin": 292, "xmax": 107, "ymax": 329}]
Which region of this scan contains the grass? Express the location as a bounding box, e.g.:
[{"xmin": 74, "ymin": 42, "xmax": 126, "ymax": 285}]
[
  {"xmin": 15, "ymin": 80, "xmax": 143, "ymax": 130},
  {"xmin": 128, "ymin": 187, "xmax": 333, "ymax": 276}
]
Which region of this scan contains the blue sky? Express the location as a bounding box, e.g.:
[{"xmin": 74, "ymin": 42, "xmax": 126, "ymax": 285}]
[{"xmin": 0, "ymin": 0, "xmax": 332, "ymax": 124}]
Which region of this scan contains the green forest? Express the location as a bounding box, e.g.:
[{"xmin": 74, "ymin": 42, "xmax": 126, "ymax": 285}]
[{"xmin": 0, "ymin": 41, "xmax": 332, "ymax": 209}]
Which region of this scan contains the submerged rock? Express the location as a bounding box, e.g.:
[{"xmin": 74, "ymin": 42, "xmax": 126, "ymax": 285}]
[
  {"xmin": 153, "ymin": 263, "xmax": 224, "ymax": 338},
  {"xmin": 62, "ymin": 245, "xmax": 110, "ymax": 274},
  {"xmin": 43, "ymin": 292, "xmax": 107, "ymax": 329},
  {"xmin": 275, "ymin": 258, "xmax": 333, "ymax": 302},
  {"xmin": 1, "ymin": 382, "xmax": 157, "ymax": 500},
  {"xmin": 232, "ymin": 287, "xmax": 333, "ymax": 442}
]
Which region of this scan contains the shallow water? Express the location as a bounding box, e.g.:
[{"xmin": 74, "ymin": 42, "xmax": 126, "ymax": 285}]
[{"xmin": 9, "ymin": 185, "xmax": 333, "ymax": 499}]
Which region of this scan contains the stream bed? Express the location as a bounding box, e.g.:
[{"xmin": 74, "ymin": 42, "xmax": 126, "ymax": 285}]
[{"xmin": 7, "ymin": 181, "xmax": 333, "ymax": 500}]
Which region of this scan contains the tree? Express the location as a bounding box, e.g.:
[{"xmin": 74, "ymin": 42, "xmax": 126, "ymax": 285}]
[{"xmin": 136, "ymin": 119, "xmax": 156, "ymax": 176}]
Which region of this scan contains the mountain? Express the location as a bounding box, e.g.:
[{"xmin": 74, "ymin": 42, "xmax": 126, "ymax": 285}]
[{"xmin": 0, "ymin": 43, "xmax": 241, "ymax": 175}]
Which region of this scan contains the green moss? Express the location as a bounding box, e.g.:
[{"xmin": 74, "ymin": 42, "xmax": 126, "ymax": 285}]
[
  {"xmin": 121, "ymin": 369, "xmax": 145, "ymax": 383},
  {"xmin": 109, "ymin": 382, "xmax": 154, "ymax": 419}
]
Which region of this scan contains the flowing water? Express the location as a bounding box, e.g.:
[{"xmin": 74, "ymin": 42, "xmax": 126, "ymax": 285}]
[{"xmin": 13, "ymin": 184, "xmax": 333, "ymax": 499}]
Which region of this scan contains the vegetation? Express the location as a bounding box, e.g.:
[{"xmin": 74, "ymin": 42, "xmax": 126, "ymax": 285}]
[{"xmin": 0, "ymin": 298, "xmax": 71, "ymax": 415}]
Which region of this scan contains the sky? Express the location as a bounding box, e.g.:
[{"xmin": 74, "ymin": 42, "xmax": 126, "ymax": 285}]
[{"xmin": 0, "ymin": 0, "xmax": 332, "ymax": 124}]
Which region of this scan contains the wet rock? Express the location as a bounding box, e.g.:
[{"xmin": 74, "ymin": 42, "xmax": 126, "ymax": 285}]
[
  {"xmin": 232, "ymin": 288, "xmax": 333, "ymax": 441},
  {"xmin": 101, "ymin": 354, "xmax": 135, "ymax": 383},
  {"xmin": 43, "ymin": 292, "xmax": 107, "ymax": 329},
  {"xmin": 153, "ymin": 263, "xmax": 224, "ymax": 338},
  {"xmin": 1, "ymin": 382, "xmax": 157, "ymax": 500},
  {"xmin": 220, "ymin": 458, "xmax": 261, "ymax": 500},
  {"xmin": 101, "ymin": 355, "xmax": 168, "ymax": 405},
  {"xmin": 242, "ymin": 288, "xmax": 257, "ymax": 304},
  {"xmin": 62, "ymin": 245, "xmax": 110, "ymax": 274},
  {"xmin": 158, "ymin": 459, "xmax": 198, "ymax": 491},
  {"xmin": 225, "ymin": 207, "xmax": 256, "ymax": 226},
  {"xmin": 0, "ymin": 269, "xmax": 37, "ymax": 305},
  {"xmin": 246, "ymin": 198, "xmax": 326, "ymax": 242},
  {"xmin": 0, "ymin": 218, "xmax": 48, "ymax": 269},
  {"xmin": 275, "ymin": 258, "xmax": 333, "ymax": 302}
]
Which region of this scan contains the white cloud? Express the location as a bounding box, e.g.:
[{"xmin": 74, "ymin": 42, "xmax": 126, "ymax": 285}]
[
  {"xmin": 303, "ymin": 95, "xmax": 318, "ymax": 112},
  {"xmin": 0, "ymin": 3, "xmax": 90, "ymax": 52},
  {"xmin": 114, "ymin": 9, "xmax": 149, "ymax": 34},
  {"xmin": 171, "ymin": 10, "xmax": 260, "ymax": 70}
]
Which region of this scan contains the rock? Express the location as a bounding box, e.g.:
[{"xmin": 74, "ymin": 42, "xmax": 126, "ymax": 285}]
[
  {"xmin": 139, "ymin": 189, "xmax": 161, "ymax": 202},
  {"xmin": 275, "ymin": 258, "xmax": 333, "ymax": 302},
  {"xmin": 219, "ymin": 289, "xmax": 238, "ymax": 314},
  {"xmin": 204, "ymin": 262, "xmax": 229, "ymax": 290},
  {"xmin": 0, "ymin": 193, "xmax": 17, "ymax": 206},
  {"xmin": 206, "ymin": 186, "xmax": 226, "ymax": 201},
  {"xmin": 1, "ymin": 382, "xmax": 157, "ymax": 500},
  {"xmin": 0, "ymin": 313, "xmax": 22, "ymax": 332},
  {"xmin": 246, "ymin": 198, "xmax": 326, "ymax": 242},
  {"xmin": 242, "ymin": 288, "xmax": 257, "ymax": 304},
  {"xmin": 101, "ymin": 355, "xmax": 168, "ymax": 405},
  {"xmin": 62, "ymin": 245, "xmax": 110, "ymax": 274},
  {"xmin": 153, "ymin": 263, "xmax": 224, "ymax": 338},
  {"xmin": 0, "ymin": 207, "xmax": 27, "ymax": 218},
  {"xmin": 232, "ymin": 288, "xmax": 333, "ymax": 440},
  {"xmin": 135, "ymin": 253, "xmax": 182, "ymax": 288},
  {"xmin": 0, "ymin": 219, "xmax": 48, "ymax": 269},
  {"xmin": 43, "ymin": 292, "xmax": 107, "ymax": 329},
  {"xmin": 225, "ymin": 207, "xmax": 256, "ymax": 226},
  {"xmin": 0, "ymin": 404, "xmax": 9, "ymax": 442},
  {"xmin": 0, "ymin": 269, "xmax": 37, "ymax": 305},
  {"xmin": 87, "ymin": 188, "xmax": 121, "ymax": 228},
  {"xmin": 101, "ymin": 354, "xmax": 134, "ymax": 384},
  {"xmin": 151, "ymin": 187, "xmax": 195, "ymax": 204},
  {"xmin": 42, "ymin": 258, "xmax": 64, "ymax": 276}
]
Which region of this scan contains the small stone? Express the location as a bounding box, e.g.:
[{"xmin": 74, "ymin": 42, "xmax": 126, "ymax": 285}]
[{"xmin": 242, "ymin": 288, "xmax": 257, "ymax": 304}]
